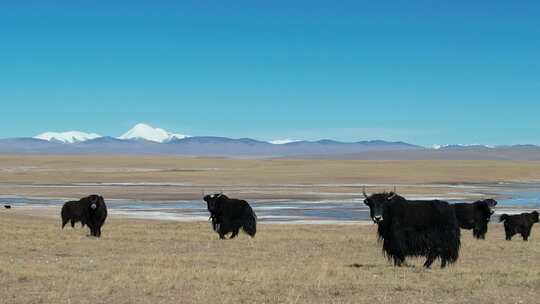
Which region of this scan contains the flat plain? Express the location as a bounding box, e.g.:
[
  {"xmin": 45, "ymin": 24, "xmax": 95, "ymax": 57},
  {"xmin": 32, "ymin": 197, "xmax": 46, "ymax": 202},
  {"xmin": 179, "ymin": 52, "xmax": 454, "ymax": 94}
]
[{"xmin": 1, "ymin": 155, "xmax": 540, "ymax": 303}]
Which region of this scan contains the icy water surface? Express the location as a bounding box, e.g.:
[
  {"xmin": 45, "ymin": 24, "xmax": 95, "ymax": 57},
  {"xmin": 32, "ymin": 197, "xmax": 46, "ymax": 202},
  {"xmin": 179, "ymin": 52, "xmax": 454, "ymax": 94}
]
[{"xmin": 1, "ymin": 183, "xmax": 539, "ymax": 224}]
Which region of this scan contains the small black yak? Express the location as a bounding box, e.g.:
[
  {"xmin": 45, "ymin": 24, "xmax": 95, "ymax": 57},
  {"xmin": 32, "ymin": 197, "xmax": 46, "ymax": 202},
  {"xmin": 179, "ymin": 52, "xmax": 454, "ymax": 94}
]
[
  {"xmin": 499, "ymin": 211, "xmax": 539, "ymax": 241},
  {"xmin": 4, "ymin": 205, "xmax": 11, "ymax": 209},
  {"xmin": 61, "ymin": 195, "xmax": 108, "ymax": 237},
  {"xmin": 363, "ymin": 189, "xmax": 460, "ymax": 268},
  {"xmin": 203, "ymin": 193, "xmax": 257, "ymax": 239},
  {"xmin": 453, "ymin": 199, "xmax": 497, "ymax": 239}
]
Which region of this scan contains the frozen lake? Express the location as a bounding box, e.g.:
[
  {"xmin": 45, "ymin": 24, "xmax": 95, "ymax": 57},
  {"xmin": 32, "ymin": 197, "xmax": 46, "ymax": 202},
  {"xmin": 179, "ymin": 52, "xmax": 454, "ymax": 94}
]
[{"xmin": 2, "ymin": 183, "xmax": 539, "ymax": 224}]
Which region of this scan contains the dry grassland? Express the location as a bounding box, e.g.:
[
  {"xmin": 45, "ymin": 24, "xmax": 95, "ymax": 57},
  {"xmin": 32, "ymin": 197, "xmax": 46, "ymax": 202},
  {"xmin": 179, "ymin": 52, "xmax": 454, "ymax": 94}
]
[{"xmin": 1, "ymin": 212, "xmax": 539, "ymax": 304}]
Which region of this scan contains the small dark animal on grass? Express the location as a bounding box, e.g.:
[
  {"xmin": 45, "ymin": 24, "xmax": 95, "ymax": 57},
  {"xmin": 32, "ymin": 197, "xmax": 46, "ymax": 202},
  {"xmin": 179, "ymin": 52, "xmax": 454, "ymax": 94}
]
[
  {"xmin": 499, "ymin": 211, "xmax": 539, "ymax": 241},
  {"xmin": 4, "ymin": 205, "xmax": 11, "ymax": 209},
  {"xmin": 203, "ymin": 193, "xmax": 257, "ymax": 239},
  {"xmin": 363, "ymin": 188, "xmax": 461, "ymax": 268},
  {"xmin": 453, "ymin": 199, "xmax": 497, "ymax": 239},
  {"xmin": 61, "ymin": 195, "xmax": 108, "ymax": 237}
]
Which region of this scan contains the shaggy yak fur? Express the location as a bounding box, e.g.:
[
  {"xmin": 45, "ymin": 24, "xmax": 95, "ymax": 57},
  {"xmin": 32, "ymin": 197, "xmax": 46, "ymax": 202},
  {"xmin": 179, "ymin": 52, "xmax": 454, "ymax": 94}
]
[
  {"xmin": 453, "ymin": 199, "xmax": 497, "ymax": 239},
  {"xmin": 61, "ymin": 195, "xmax": 108, "ymax": 237},
  {"xmin": 203, "ymin": 193, "xmax": 257, "ymax": 239},
  {"xmin": 499, "ymin": 211, "xmax": 539, "ymax": 241},
  {"xmin": 363, "ymin": 190, "xmax": 461, "ymax": 268}
]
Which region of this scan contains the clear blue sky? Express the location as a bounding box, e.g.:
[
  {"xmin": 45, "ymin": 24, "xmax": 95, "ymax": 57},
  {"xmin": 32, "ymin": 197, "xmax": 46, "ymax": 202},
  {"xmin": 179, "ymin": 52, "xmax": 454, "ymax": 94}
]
[{"xmin": 1, "ymin": 1, "xmax": 539, "ymax": 146}]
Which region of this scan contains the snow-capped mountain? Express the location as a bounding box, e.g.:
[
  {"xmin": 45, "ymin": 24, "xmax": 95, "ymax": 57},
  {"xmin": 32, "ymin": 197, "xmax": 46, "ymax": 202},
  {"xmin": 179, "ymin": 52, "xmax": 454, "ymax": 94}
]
[
  {"xmin": 7, "ymin": 129, "xmax": 539, "ymax": 159},
  {"xmin": 432, "ymin": 144, "xmax": 495, "ymax": 150},
  {"xmin": 269, "ymin": 139, "xmax": 301, "ymax": 145},
  {"xmin": 118, "ymin": 123, "xmax": 188, "ymax": 143},
  {"xmin": 34, "ymin": 131, "xmax": 102, "ymax": 143}
]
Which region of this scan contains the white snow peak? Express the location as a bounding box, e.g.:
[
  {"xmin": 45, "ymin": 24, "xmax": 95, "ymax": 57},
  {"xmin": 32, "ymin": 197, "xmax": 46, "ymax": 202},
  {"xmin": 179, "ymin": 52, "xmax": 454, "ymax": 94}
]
[
  {"xmin": 119, "ymin": 123, "xmax": 188, "ymax": 143},
  {"xmin": 34, "ymin": 131, "xmax": 102, "ymax": 143},
  {"xmin": 269, "ymin": 139, "xmax": 301, "ymax": 145},
  {"xmin": 432, "ymin": 144, "xmax": 494, "ymax": 150}
]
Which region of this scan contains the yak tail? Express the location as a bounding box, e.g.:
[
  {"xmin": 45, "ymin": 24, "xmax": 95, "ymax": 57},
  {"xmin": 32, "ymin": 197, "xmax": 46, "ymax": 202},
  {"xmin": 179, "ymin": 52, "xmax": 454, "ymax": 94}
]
[
  {"xmin": 242, "ymin": 206, "xmax": 257, "ymax": 237},
  {"xmin": 499, "ymin": 214, "xmax": 509, "ymax": 223}
]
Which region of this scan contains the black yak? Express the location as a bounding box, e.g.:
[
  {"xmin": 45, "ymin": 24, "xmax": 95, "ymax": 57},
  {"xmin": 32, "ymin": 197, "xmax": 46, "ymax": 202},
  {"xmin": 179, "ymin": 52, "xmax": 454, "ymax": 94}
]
[
  {"xmin": 4, "ymin": 205, "xmax": 11, "ymax": 209},
  {"xmin": 453, "ymin": 199, "xmax": 497, "ymax": 239},
  {"xmin": 203, "ymin": 193, "xmax": 257, "ymax": 239},
  {"xmin": 61, "ymin": 195, "xmax": 108, "ymax": 237},
  {"xmin": 499, "ymin": 211, "xmax": 539, "ymax": 241},
  {"xmin": 61, "ymin": 200, "xmax": 86, "ymax": 228},
  {"xmin": 363, "ymin": 189, "xmax": 460, "ymax": 268}
]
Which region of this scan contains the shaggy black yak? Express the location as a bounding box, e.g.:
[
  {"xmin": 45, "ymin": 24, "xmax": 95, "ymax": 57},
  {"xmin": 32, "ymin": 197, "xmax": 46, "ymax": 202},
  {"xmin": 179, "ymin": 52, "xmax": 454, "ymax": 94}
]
[
  {"xmin": 61, "ymin": 195, "xmax": 108, "ymax": 237},
  {"xmin": 499, "ymin": 211, "xmax": 539, "ymax": 241},
  {"xmin": 363, "ymin": 189, "xmax": 460, "ymax": 268},
  {"xmin": 203, "ymin": 193, "xmax": 257, "ymax": 239},
  {"xmin": 453, "ymin": 199, "xmax": 497, "ymax": 239}
]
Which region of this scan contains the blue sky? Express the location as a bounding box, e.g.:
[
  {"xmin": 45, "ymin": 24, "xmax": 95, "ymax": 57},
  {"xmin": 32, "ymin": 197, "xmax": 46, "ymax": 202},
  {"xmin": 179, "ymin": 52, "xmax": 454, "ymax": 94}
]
[{"xmin": 1, "ymin": 1, "xmax": 539, "ymax": 146}]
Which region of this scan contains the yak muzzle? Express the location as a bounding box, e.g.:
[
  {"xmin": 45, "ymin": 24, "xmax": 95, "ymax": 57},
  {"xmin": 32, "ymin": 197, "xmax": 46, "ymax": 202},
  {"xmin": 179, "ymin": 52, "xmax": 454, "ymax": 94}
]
[{"xmin": 373, "ymin": 215, "xmax": 383, "ymax": 223}]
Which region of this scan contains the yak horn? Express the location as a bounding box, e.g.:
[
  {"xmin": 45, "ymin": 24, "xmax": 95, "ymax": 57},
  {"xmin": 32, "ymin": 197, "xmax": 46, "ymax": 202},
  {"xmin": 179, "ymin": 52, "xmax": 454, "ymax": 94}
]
[
  {"xmin": 387, "ymin": 192, "xmax": 397, "ymax": 200},
  {"xmin": 362, "ymin": 186, "xmax": 368, "ymax": 199}
]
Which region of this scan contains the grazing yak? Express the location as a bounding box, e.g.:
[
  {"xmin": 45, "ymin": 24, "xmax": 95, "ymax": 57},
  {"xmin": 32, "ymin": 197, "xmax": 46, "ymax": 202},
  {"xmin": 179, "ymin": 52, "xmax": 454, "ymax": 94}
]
[
  {"xmin": 203, "ymin": 193, "xmax": 257, "ymax": 239},
  {"xmin": 453, "ymin": 199, "xmax": 497, "ymax": 239},
  {"xmin": 363, "ymin": 189, "xmax": 460, "ymax": 268},
  {"xmin": 61, "ymin": 195, "xmax": 108, "ymax": 237},
  {"xmin": 499, "ymin": 211, "xmax": 539, "ymax": 241}
]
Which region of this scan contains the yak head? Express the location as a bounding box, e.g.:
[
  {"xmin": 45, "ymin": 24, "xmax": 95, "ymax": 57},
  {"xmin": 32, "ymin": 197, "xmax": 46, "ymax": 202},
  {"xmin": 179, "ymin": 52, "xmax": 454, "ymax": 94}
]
[
  {"xmin": 203, "ymin": 193, "xmax": 227, "ymax": 215},
  {"xmin": 85, "ymin": 194, "xmax": 103, "ymax": 211},
  {"xmin": 362, "ymin": 187, "xmax": 399, "ymax": 224},
  {"xmin": 474, "ymin": 199, "xmax": 497, "ymax": 222},
  {"xmin": 532, "ymin": 211, "xmax": 540, "ymax": 223},
  {"xmin": 481, "ymin": 198, "xmax": 498, "ymax": 215}
]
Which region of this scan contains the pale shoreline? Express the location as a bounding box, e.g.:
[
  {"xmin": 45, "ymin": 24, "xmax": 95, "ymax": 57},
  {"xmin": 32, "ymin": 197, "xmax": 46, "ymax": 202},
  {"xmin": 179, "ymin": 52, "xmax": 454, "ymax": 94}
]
[
  {"xmin": 4, "ymin": 196, "xmax": 537, "ymax": 225},
  {"xmin": 1, "ymin": 157, "xmax": 540, "ymax": 201}
]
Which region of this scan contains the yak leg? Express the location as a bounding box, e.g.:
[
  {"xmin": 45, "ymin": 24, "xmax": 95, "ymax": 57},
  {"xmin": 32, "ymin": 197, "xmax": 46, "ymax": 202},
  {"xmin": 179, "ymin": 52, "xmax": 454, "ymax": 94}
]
[
  {"xmin": 62, "ymin": 218, "xmax": 69, "ymax": 229},
  {"xmin": 473, "ymin": 226, "xmax": 485, "ymax": 239},
  {"xmin": 440, "ymin": 259, "xmax": 447, "ymax": 269},
  {"xmin": 217, "ymin": 225, "xmax": 226, "ymax": 239},
  {"xmin": 504, "ymin": 225, "xmax": 513, "ymax": 240},
  {"xmin": 217, "ymin": 224, "xmax": 226, "ymax": 240},
  {"xmin": 218, "ymin": 220, "xmax": 232, "ymax": 240},
  {"xmin": 520, "ymin": 227, "xmax": 530, "ymax": 241},
  {"xmin": 393, "ymin": 255, "xmax": 405, "ymax": 267},
  {"xmin": 89, "ymin": 224, "xmax": 97, "ymax": 237},
  {"xmin": 230, "ymin": 228, "xmax": 240, "ymax": 239},
  {"xmin": 423, "ymin": 252, "xmax": 437, "ymax": 269},
  {"xmin": 70, "ymin": 220, "xmax": 76, "ymax": 228}
]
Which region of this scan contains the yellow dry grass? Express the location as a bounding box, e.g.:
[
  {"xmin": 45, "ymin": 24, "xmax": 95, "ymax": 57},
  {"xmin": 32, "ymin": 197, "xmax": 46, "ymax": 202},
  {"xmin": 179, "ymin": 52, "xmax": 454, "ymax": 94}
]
[{"xmin": 1, "ymin": 212, "xmax": 539, "ymax": 304}]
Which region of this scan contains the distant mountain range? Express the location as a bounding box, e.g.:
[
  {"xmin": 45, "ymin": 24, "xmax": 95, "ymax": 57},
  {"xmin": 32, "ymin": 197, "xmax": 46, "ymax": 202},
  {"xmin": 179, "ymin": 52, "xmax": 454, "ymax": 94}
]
[
  {"xmin": 0, "ymin": 123, "xmax": 538, "ymax": 160},
  {"xmin": 33, "ymin": 123, "xmax": 188, "ymax": 143}
]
